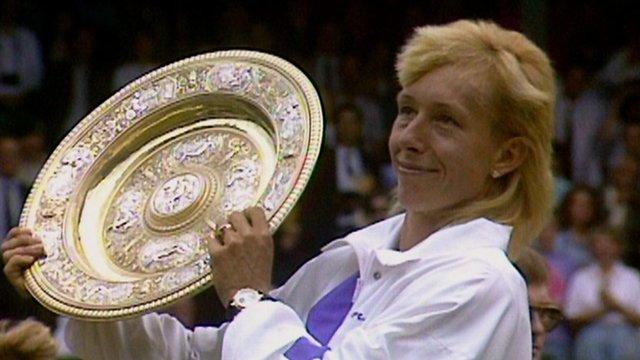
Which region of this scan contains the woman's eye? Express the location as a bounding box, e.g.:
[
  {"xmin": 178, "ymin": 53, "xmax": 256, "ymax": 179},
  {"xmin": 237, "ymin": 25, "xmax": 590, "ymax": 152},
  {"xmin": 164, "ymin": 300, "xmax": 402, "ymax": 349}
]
[
  {"xmin": 435, "ymin": 115, "xmax": 460, "ymax": 127},
  {"xmin": 398, "ymin": 106, "xmax": 416, "ymax": 116}
]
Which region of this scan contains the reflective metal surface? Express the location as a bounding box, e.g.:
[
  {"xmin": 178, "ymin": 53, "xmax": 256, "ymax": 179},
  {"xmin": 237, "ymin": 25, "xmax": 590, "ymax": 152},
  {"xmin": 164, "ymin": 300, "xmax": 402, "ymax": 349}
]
[{"xmin": 21, "ymin": 50, "xmax": 323, "ymax": 320}]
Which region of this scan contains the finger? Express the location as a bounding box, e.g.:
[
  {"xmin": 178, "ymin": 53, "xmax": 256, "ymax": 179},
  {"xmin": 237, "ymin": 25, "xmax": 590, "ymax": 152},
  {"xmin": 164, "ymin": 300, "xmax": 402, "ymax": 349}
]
[
  {"xmin": 245, "ymin": 207, "xmax": 269, "ymax": 233},
  {"xmin": 2, "ymin": 244, "xmax": 45, "ymax": 264},
  {"xmin": 228, "ymin": 211, "xmax": 252, "ymax": 235},
  {"xmin": 212, "ymin": 224, "xmax": 233, "ymax": 246},
  {"xmin": 222, "ymin": 227, "xmax": 242, "ymax": 246},
  {"xmin": 5, "ymin": 254, "xmax": 36, "ymax": 276},
  {"xmin": 215, "ymin": 223, "xmax": 232, "ymax": 239},
  {"xmin": 2, "ymin": 248, "xmax": 36, "ymax": 264},
  {"xmin": 6, "ymin": 227, "xmax": 32, "ymax": 239},
  {"xmin": 25, "ymin": 244, "xmax": 46, "ymax": 258},
  {"xmin": 2, "ymin": 234, "xmax": 41, "ymax": 251},
  {"xmin": 206, "ymin": 232, "xmax": 224, "ymax": 253}
]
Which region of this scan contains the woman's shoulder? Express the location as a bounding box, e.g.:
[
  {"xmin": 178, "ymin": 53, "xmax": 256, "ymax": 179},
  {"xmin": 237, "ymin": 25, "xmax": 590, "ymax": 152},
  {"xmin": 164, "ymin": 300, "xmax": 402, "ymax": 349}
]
[{"xmin": 413, "ymin": 247, "xmax": 526, "ymax": 300}]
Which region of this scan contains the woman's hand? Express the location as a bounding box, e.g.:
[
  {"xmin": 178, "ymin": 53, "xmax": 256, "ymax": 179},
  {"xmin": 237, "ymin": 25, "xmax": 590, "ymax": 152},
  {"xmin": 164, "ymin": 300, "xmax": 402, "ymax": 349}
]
[
  {"xmin": 207, "ymin": 207, "xmax": 274, "ymax": 307},
  {"xmin": 1, "ymin": 227, "xmax": 45, "ymax": 298},
  {"xmin": 600, "ymin": 288, "xmax": 618, "ymax": 311}
]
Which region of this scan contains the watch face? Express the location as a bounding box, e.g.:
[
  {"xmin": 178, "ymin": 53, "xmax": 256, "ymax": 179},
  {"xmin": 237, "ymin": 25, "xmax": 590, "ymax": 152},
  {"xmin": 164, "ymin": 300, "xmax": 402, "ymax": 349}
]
[{"xmin": 234, "ymin": 288, "xmax": 262, "ymax": 308}]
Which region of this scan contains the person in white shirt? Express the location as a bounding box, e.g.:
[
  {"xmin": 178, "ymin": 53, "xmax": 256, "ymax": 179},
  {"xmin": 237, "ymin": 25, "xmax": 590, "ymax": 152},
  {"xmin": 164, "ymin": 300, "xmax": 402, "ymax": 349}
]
[
  {"xmin": 564, "ymin": 227, "xmax": 640, "ymax": 360},
  {"xmin": 2, "ymin": 19, "xmax": 557, "ymax": 359}
]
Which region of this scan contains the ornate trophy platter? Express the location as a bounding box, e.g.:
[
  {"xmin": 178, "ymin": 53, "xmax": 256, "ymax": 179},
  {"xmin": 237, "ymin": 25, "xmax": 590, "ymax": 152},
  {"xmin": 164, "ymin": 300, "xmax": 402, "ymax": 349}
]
[{"xmin": 20, "ymin": 50, "xmax": 323, "ymax": 320}]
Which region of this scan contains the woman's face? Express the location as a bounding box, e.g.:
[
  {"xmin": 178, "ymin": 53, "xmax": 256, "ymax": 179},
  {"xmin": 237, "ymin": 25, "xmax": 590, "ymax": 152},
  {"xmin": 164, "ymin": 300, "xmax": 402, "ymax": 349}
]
[
  {"xmin": 591, "ymin": 233, "xmax": 620, "ymax": 263},
  {"xmin": 568, "ymin": 191, "xmax": 594, "ymax": 227},
  {"xmin": 389, "ymin": 65, "xmax": 501, "ymax": 214}
]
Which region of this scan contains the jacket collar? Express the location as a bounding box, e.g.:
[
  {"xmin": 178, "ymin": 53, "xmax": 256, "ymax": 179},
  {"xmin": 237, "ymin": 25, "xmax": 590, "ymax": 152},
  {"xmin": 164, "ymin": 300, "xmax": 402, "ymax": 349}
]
[{"xmin": 322, "ymin": 213, "xmax": 513, "ymax": 267}]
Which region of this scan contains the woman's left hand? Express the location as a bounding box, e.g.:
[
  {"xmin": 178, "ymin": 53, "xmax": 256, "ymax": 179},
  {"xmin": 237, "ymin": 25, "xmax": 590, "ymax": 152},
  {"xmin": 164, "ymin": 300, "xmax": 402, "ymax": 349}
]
[{"xmin": 207, "ymin": 207, "xmax": 274, "ymax": 307}]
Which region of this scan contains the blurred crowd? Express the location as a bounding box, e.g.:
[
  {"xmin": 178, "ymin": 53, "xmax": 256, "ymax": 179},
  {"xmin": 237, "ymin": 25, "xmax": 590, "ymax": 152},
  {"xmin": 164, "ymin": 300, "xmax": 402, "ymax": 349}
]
[{"xmin": 2, "ymin": 0, "xmax": 640, "ymax": 359}]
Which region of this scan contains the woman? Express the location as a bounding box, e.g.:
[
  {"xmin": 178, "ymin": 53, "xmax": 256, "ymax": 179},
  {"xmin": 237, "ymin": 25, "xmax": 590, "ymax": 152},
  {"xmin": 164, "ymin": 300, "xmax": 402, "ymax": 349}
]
[
  {"xmin": 564, "ymin": 227, "xmax": 640, "ymax": 359},
  {"xmin": 556, "ymin": 184, "xmax": 604, "ymax": 276},
  {"xmin": 2, "ymin": 20, "xmax": 556, "ymax": 359}
]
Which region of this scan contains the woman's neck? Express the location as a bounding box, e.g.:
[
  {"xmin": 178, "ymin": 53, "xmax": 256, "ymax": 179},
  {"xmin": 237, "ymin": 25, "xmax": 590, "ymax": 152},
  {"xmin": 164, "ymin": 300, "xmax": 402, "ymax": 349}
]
[
  {"xmin": 599, "ymin": 259, "xmax": 617, "ymax": 273},
  {"xmin": 399, "ymin": 210, "xmax": 456, "ymax": 251},
  {"xmin": 571, "ymin": 224, "xmax": 590, "ymax": 237}
]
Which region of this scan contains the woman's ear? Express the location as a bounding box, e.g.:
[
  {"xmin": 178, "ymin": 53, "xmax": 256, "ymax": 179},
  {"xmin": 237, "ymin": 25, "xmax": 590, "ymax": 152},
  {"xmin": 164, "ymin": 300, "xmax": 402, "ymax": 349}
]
[{"xmin": 491, "ymin": 137, "xmax": 528, "ymax": 178}]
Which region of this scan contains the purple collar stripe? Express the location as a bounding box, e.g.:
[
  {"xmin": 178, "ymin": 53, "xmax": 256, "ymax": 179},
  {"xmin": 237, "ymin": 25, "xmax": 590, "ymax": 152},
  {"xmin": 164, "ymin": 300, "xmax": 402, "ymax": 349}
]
[
  {"xmin": 284, "ymin": 273, "xmax": 359, "ymax": 359},
  {"xmin": 284, "ymin": 337, "xmax": 330, "ymax": 359}
]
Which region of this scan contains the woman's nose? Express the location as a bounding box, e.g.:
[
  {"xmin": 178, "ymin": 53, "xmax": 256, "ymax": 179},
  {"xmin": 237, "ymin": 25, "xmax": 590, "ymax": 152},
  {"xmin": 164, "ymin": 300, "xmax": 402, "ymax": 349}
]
[
  {"xmin": 531, "ymin": 311, "xmax": 545, "ymax": 335},
  {"xmin": 398, "ymin": 121, "xmax": 428, "ymax": 154}
]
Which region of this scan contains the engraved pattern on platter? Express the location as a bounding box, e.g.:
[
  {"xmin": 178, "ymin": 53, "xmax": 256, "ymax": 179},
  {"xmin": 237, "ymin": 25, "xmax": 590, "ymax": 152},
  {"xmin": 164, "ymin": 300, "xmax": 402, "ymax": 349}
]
[
  {"xmin": 137, "ymin": 232, "xmax": 200, "ymax": 273},
  {"xmin": 45, "ymin": 146, "xmax": 94, "ymax": 200},
  {"xmin": 76, "ymin": 280, "xmax": 134, "ymax": 305},
  {"xmin": 152, "ymin": 174, "xmax": 203, "ymax": 217}
]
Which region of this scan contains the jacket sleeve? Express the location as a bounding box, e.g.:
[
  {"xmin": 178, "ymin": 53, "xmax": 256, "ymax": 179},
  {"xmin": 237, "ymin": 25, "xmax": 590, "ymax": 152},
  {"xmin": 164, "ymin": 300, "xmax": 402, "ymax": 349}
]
[{"xmin": 63, "ymin": 313, "xmax": 227, "ymax": 360}]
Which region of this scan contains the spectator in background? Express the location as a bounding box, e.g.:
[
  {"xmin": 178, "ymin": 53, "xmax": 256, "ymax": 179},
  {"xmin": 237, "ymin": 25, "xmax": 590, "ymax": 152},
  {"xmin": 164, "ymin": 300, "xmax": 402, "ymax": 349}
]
[
  {"xmin": 312, "ymin": 23, "xmax": 342, "ymax": 96},
  {"xmin": 0, "ymin": 319, "xmax": 57, "ymax": 360},
  {"xmin": 597, "ymin": 22, "xmax": 640, "ymax": 90},
  {"xmin": 58, "ymin": 25, "xmax": 111, "ymax": 135},
  {"xmin": 564, "ymin": 227, "xmax": 640, "ymax": 360},
  {"xmin": 534, "ymin": 219, "xmax": 572, "ymax": 360},
  {"xmin": 332, "ymin": 103, "xmax": 375, "ymax": 235},
  {"xmin": 536, "ymin": 219, "xmax": 568, "ymax": 304},
  {"xmin": 111, "ymin": 31, "xmax": 159, "ymax": 91},
  {"xmin": 556, "ymin": 185, "xmax": 603, "ymax": 276},
  {"xmin": 0, "ymin": 133, "xmax": 24, "ymax": 238},
  {"xmin": 0, "ymin": 0, "xmax": 43, "ymax": 107},
  {"xmin": 281, "ymin": 0, "xmax": 311, "ymax": 68},
  {"xmin": 606, "ymin": 89, "xmax": 640, "ymax": 168},
  {"xmin": 337, "ymin": 53, "xmax": 387, "ymax": 164},
  {"xmin": 603, "ymin": 154, "xmax": 640, "ymax": 230},
  {"xmin": 515, "ymin": 247, "xmax": 563, "ymax": 360},
  {"xmin": 605, "ymin": 134, "xmax": 640, "ymax": 270},
  {"xmin": 0, "ymin": 132, "xmax": 26, "ymax": 320},
  {"xmin": 40, "ymin": 9, "xmax": 76, "ymax": 144},
  {"xmin": 554, "ymin": 62, "xmax": 608, "ymax": 187},
  {"xmin": 552, "ymin": 143, "xmax": 572, "ymax": 207},
  {"xmin": 272, "ymin": 207, "xmax": 307, "ymax": 286},
  {"xmin": 16, "ymin": 122, "xmax": 48, "ymax": 188}
]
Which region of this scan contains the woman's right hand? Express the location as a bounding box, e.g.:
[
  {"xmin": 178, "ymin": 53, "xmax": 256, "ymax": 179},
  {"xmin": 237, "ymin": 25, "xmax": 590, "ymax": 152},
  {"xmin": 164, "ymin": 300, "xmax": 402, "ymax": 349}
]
[{"xmin": 1, "ymin": 227, "xmax": 45, "ymax": 298}]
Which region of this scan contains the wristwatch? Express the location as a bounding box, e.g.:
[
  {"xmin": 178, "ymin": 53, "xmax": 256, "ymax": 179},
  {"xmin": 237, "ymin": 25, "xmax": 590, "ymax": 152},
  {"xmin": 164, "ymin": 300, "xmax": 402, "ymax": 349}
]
[{"xmin": 225, "ymin": 288, "xmax": 277, "ymax": 321}]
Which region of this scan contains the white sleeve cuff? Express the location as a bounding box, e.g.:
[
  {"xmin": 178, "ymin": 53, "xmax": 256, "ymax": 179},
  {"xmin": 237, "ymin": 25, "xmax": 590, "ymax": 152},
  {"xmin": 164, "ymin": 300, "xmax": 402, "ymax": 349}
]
[{"xmin": 222, "ymin": 301, "xmax": 311, "ymax": 359}]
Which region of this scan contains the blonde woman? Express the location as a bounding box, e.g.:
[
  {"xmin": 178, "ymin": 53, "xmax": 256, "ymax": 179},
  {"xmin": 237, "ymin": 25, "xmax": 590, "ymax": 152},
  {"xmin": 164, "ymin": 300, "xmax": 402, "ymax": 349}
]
[{"xmin": 3, "ymin": 19, "xmax": 556, "ymax": 359}]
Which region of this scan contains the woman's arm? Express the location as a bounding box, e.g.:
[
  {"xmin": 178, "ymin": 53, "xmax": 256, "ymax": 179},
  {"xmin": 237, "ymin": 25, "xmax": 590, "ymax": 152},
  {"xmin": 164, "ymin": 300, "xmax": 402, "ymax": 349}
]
[
  {"xmin": 601, "ymin": 289, "xmax": 640, "ymax": 327},
  {"xmin": 63, "ymin": 313, "xmax": 227, "ymax": 360}
]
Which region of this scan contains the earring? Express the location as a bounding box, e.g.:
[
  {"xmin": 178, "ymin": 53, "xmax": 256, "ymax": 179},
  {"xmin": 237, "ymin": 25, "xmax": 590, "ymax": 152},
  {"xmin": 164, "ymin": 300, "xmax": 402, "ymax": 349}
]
[{"xmin": 492, "ymin": 170, "xmax": 501, "ymax": 178}]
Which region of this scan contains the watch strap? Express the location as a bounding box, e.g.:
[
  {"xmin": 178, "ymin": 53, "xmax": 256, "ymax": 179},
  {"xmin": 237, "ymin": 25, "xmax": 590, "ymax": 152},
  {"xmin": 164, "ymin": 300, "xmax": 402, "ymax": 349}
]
[{"xmin": 224, "ymin": 291, "xmax": 277, "ymax": 321}]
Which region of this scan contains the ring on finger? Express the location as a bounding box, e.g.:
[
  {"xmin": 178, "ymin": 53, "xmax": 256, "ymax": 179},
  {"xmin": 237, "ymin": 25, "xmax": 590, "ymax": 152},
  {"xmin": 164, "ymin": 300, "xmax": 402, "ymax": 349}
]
[{"xmin": 212, "ymin": 224, "xmax": 233, "ymax": 241}]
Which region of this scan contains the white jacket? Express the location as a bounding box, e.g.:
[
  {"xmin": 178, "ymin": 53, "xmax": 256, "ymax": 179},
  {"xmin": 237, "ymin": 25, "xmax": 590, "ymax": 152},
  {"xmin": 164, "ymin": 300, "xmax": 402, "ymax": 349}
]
[{"xmin": 64, "ymin": 214, "xmax": 531, "ymax": 359}]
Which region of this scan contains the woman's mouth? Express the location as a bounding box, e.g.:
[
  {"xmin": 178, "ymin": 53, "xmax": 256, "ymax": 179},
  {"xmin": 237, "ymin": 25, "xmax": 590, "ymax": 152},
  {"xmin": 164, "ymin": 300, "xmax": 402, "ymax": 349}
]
[{"xmin": 396, "ymin": 161, "xmax": 438, "ymax": 175}]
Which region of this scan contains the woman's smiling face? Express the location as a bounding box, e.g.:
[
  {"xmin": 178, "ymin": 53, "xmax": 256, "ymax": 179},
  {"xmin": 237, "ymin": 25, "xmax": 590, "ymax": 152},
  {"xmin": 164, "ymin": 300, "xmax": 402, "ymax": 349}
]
[{"xmin": 389, "ymin": 65, "xmax": 501, "ymax": 214}]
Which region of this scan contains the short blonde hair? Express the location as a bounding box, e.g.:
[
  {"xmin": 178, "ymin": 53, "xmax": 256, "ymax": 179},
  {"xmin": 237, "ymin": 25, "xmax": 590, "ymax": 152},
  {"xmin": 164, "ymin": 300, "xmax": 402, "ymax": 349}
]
[
  {"xmin": 0, "ymin": 319, "xmax": 58, "ymax": 360},
  {"xmin": 396, "ymin": 20, "xmax": 556, "ymax": 259}
]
